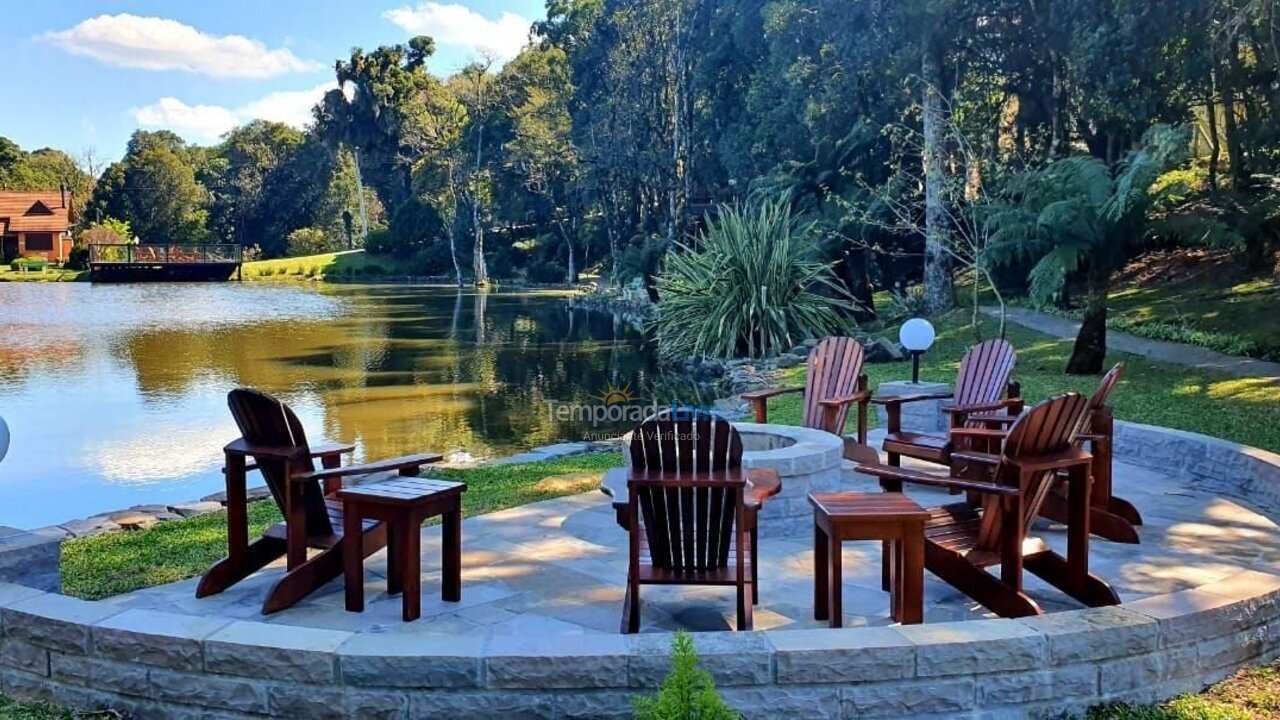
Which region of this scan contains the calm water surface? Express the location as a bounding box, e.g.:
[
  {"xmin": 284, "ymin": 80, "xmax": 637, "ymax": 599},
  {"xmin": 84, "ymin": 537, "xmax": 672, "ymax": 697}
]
[{"xmin": 0, "ymin": 283, "xmax": 703, "ymax": 528}]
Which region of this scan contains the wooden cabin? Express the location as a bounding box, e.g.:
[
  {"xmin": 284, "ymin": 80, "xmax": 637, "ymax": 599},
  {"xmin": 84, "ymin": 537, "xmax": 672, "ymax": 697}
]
[{"xmin": 0, "ymin": 190, "xmax": 74, "ymax": 264}]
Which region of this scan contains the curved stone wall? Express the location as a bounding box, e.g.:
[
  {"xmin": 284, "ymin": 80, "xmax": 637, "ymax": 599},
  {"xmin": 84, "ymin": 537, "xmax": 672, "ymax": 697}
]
[{"xmin": 0, "ymin": 422, "xmax": 1276, "ymax": 720}]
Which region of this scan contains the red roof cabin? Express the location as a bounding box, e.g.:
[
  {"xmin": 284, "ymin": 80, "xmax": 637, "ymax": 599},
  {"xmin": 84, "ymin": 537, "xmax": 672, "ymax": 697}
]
[{"xmin": 0, "ymin": 190, "xmax": 74, "ymax": 264}]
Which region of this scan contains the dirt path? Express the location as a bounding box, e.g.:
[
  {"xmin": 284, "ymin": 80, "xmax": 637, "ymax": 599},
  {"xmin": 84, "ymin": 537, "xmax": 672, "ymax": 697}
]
[{"xmin": 980, "ymin": 306, "xmax": 1280, "ymax": 380}]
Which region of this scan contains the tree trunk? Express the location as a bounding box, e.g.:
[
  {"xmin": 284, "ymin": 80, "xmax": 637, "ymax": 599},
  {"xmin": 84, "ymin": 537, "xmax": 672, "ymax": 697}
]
[
  {"xmin": 1066, "ymin": 264, "xmax": 1109, "ymax": 375},
  {"xmin": 1206, "ymin": 81, "xmax": 1221, "ymax": 191},
  {"xmin": 1221, "ymin": 51, "xmax": 1244, "ymax": 191},
  {"xmin": 921, "ymin": 43, "xmax": 954, "ymax": 316}
]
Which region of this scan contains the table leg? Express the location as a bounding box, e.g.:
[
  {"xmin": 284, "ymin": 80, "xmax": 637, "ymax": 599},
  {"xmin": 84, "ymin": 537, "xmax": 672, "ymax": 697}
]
[
  {"xmin": 386, "ymin": 519, "xmax": 402, "ymax": 596},
  {"xmin": 343, "ymin": 501, "xmax": 364, "ymax": 613},
  {"xmin": 443, "ymin": 505, "xmax": 461, "ymax": 603},
  {"xmin": 901, "ymin": 526, "xmax": 924, "ymax": 625},
  {"xmin": 401, "ymin": 519, "xmax": 422, "ymax": 622},
  {"xmin": 828, "ymin": 532, "xmax": 843, "ymax": 629},
  {"xmin": 813, "ymin": 523, "xmax": 829, "ymax": 621}
]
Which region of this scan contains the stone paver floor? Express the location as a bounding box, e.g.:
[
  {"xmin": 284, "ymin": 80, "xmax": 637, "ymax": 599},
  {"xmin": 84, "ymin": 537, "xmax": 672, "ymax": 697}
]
[{"xmin": 106, "ymin": 452, "xmax": 1280, "ymax": 637}]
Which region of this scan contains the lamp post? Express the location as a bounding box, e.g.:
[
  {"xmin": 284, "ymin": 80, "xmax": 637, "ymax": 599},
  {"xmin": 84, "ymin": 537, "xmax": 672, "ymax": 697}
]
[{"xmin": 899, "ymin": 318, "xmax": 936, "ymax": 384}]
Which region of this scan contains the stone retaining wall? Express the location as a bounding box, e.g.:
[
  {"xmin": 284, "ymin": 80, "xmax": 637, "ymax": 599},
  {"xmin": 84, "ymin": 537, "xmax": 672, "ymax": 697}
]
[{"xmin": 0, "ymin": 421, "xmax": 1278, "ymax": 719}]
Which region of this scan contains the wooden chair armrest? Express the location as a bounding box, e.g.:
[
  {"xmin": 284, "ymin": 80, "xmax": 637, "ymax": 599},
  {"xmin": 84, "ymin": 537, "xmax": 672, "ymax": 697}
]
[
  {"xmin": 1005, "ymin": 446, "xmax": 1093, "ymax": 472},
  {"xmin": 949, "ymin": 427, "xmax": 1010, "ymax": 441},
  {"xmin": 941, "ymin": 400, "xmax": 1014, "ymax": 415},
  {"xmin": 854, "ymin": 463, "xmax": 1018, "ymax": 496},
  {"xmin": 817, "ymin": 390, "xmax": 871, "ymax": 408},
  {"xmin": 224, "ymin": 437, "xmax": 302, "ymax": 459},
  {"xmin": 967, "ymin": 412, "xmax": 1020, "ymax": 427},
  {"xmin": 309, "ymin": 442, "xmax": 356, "ymax": 458},
  {"xmin": 1078, "ymin": 432, "xmax": 1107, "ymax": 443},
  {"xmin": 950, "ymin": 450, "xmax": 1002, "ymax": 466},
  {"xmin": 740, "ymin": 386, "xmax": 804, "ymax": 401},
  {"xmin": 295, "ymin": 452, "xmax": 443, "ymax": 483},
  {"xmin": 869, "ymin": 392, "xmax": 953, "ymax": 406}
]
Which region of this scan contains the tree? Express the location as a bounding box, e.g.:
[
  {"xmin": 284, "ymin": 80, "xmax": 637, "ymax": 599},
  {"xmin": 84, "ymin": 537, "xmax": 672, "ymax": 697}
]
[
  {"xmin": 86, "ymin": 131, "xmax": 209, "ymax": 244},
  {"xmin": 985, "ymin": 125, "xmax": 1238, "ymax": 373}
]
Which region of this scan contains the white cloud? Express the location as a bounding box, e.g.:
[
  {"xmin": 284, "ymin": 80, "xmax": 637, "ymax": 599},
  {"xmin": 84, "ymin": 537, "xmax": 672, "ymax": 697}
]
[
  {"xmin": 131, "ymin": 83, "xmax": 337, "ymax": 141},
  {"xmin": 46, "ymin": 14, "xmax": 318, "ymax": 79},
  {"xmin": 383, "ymin": 2, "xmax": 530, "ymax": 62}
]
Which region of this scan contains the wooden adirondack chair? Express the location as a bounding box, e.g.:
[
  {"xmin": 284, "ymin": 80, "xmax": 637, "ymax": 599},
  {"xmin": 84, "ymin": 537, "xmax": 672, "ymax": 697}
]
[
  {"xmin": 856, "ymin": 393, "xmax": 1121, "ymax": 618},
  {"xmin": 197, "ymin": 389, "xmax": 442, "ymax": 614},
  {"xmin": 622, "ymin": 410, "xmax": 772, "ymax": 633},
  {"xmin": 965, "ymin": 363, "xmax": 1141, "ymax": 543},
  {"xmin": 875, "ymin": 339, "xmax": 1021, "ymax": 471},
  {"xmin": 741, "ymin": 336, "xmax": 871, "ymax": 446}
]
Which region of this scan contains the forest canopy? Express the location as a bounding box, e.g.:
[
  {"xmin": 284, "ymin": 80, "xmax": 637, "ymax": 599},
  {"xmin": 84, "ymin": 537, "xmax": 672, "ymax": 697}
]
[{"xmin": 4, "ymin": 0, "xmax": 1279, "ymax": 368}]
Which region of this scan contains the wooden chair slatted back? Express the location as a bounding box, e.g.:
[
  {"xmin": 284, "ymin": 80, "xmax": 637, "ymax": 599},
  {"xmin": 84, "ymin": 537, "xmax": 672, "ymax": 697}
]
[
  {"xmin": 1084, "ymin": 363, "xmax": 1124, "ymax": 433},
  {"xmin": 953, "ymin": 339, "xmax": 1017, "ymax": 418},
  {"xmin": 803, "ymin": 337, "xmax": 866, "ymax": 434},
  {"xmin": 628, "ymin": 411, "xmax": 745, "ymax": 572},
  {"xmin": 974, "ymin": 393, "xmax": 1090, "ymax": 551},
  {"xmin": 227, "ymin": 388, "xmax": 332, "ymax": 535}
]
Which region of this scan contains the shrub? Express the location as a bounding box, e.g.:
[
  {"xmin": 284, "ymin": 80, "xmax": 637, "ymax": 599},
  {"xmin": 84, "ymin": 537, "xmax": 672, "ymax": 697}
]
[
  {"xmin": 633, "ymin": 632, "xmax": 737, "ymax": 720},
  {"xmin": 286, "ymin": 227, "xmax": 332, "ymax": 257},
  {"xmin": 407, "ymin": 242, "xmax": 458, "ymax": 276},
  {"xmin": 526, "ymin": 260, "xmax": 565, "ymax": 284},
  {"xmin": 883, "ymin": 285, "xmax": 929, "ymax": 322},
  {"xmin": 10, "ymin": 257, "xmax": 46, "ymax": 272},
  {"xmin": 653, "ymin": 198, "xmax": 854, "ymax": 359},
  {"xmin": 79, "ymin": 218, "xmax": 132, "ymax": 246},
  {"xmin": 364, "ymin": 227, "xmax": 395, "ymax": 255}
]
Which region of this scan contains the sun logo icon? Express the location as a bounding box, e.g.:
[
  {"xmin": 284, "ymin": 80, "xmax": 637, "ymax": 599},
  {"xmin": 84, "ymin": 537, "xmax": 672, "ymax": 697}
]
[{"xmin": 591, "ymin": 381, "xmax": 640, "ymax": 405}]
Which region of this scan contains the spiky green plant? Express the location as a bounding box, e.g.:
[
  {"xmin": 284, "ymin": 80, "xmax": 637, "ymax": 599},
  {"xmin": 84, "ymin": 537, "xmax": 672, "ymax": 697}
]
[
  {"xmin": 652, "ymin": 199, "xmax": 854, "ymax": 359},
  {"xmin": 633, "ymin": 632, "xmax": 738, "ymax": 720}
]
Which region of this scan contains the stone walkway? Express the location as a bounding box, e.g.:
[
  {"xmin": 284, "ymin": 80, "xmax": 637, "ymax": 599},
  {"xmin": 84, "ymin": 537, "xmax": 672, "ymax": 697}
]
[
  {"xmin": 981, "ymin": 306, "xmax": 1280, "ymax": 380},
  {"xmin": 104, "ymin": 447, "xmax": 1280, "ymax": 638}
]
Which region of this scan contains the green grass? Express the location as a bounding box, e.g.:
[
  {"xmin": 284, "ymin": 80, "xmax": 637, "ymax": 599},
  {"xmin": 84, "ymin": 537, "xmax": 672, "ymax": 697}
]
[
  {"xmin": 758, "ymin": 310, "xmax": 1280, "ymax": 454},
  {"xmin": 240, "ymin": 249, "xmax": 405, "ymax": 281},
  {"xmin": 1103, "ymin": 278, "xmax": 1280, "ymax": 360},
  {"xmin": 1081, "ymin": 662, "xmax": 1279, "ymax": 719},
  {"xmin": 59, "ymin": 451, "xmax": 622, "ymax": 600},
  {"xmin": 0, "ymin": 266, "xmax": 87, "ymax": 282},
  {"xmin": 0, "ymin": 694, "xmax": 110, "ymax": 719}
]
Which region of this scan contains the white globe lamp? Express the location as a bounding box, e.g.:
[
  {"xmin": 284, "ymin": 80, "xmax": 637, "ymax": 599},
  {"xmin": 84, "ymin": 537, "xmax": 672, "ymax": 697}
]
[{"xmin": 899, "ymin": 318, "xmax": 936, "ymax": 384}]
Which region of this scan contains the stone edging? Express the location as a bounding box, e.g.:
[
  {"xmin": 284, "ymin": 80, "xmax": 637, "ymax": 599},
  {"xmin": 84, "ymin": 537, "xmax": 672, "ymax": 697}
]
[{"xmin": 0, "ymin": 422, "xmax": 1276, "ymax": 718}]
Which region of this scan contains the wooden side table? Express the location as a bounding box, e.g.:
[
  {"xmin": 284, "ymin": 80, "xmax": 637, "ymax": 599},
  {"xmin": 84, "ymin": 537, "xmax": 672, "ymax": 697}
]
[
  {"xmin": 339, "ymin": 477, "xmax": 467, "ymax": 621},
  {"xmin": 809, "ymin": 492, "xmax": 928, "ymax": 626}
]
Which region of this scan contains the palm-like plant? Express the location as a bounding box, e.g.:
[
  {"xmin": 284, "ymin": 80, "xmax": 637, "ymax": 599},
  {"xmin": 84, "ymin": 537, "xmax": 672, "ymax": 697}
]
[
  {"xmin": 984, "ymin": 125, "xmax": 1239, "ymax": 374},
  {"xmin": 653, "ymin": 199, "xmax": 854, "ymax": 360}
]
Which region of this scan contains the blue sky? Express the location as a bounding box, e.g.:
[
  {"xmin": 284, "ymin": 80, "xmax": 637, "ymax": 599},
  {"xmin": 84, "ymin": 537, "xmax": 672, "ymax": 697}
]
[{"xmin": 2, "ymin": 1, "xmax": 545, "ymax": 161}]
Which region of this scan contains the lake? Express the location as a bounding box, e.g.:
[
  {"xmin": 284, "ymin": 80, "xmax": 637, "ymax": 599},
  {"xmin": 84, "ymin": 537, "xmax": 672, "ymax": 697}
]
[{"xmin": 0, "ymin": 283, "xmax": 705, "ymax": 529}]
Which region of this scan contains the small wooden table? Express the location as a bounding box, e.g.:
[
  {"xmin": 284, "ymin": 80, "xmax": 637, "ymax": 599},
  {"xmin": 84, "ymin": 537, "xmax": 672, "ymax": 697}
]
[
  {"xmin": 339, "ymin": 477, "xmax": 467, "ymax": 621},
  {"xmin": 809, "ymin": 492, "xmax": 928, "ymax": 627}
]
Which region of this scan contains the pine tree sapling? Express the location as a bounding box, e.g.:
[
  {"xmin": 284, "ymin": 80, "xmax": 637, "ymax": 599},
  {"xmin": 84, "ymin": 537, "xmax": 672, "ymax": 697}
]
[{"xmin": 633, "ymin": 632, "xmax": 738, "ymax": 720}]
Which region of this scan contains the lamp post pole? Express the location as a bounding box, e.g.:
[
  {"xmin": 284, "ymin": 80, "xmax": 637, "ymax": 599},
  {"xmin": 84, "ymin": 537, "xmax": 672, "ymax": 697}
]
[{"xmin": 911, "ymin": 351, "xmax": 923, "ymax": 383}]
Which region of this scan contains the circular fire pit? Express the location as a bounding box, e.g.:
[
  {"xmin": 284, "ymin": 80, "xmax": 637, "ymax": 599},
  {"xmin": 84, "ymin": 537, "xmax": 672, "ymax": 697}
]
[{"xmin": 734, "ymin": 423, "xmax": 845, "ymax": 537}]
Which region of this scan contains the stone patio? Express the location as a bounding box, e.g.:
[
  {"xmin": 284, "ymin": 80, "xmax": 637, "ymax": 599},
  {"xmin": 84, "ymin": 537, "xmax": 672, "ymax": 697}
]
[{"xmin": 102, "ymin": 430, "xmax": 1280, "ymax": 638}]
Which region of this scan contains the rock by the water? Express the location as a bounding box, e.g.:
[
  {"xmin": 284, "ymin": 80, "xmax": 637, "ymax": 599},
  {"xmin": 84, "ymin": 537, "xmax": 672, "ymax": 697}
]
[
  {"xmin": 790, "ymin": 345, "xmax": 810, "ymax": 357},
  {"xmin": 775, "ymin": 354, "xmax": 800, "ymax": 369}
]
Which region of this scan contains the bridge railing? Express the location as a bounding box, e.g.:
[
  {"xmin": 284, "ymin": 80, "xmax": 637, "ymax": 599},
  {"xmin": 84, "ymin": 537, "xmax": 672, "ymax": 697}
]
[{"xmin": 89, "ymin": 244, "xmax": 243, "ymax": 264}]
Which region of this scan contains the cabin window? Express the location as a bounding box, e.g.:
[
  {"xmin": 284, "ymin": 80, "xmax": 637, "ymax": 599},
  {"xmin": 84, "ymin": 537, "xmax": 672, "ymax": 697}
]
[{"xmin": 24, "ymin": 233, "xmax": 54, "ymax": 251}]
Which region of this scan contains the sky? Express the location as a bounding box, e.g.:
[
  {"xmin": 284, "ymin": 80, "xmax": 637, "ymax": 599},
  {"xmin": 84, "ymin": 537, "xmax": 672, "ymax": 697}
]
[{"xmin": 1, "ymin": 0, "xmax": 546, "ymax": 161}]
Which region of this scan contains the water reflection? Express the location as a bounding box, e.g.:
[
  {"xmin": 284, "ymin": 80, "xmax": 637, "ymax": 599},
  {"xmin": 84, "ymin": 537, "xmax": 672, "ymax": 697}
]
[{"xmin": 0, "ymin": 283, "xmax": 703, "ymax": 528}]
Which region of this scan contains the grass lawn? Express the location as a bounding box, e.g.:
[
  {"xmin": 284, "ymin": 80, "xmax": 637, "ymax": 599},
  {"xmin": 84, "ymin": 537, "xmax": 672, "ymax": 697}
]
[
  {"xmin": 60, "ymin": 451, "xmax": 623, "ymax": 600},
  {"xmin": 0, "ymin": 266, "xmax": 86, "ymax": 282},
  {"xmin": 240, "ymin": 249, "xmax": 402, "ymax": 280},
  {"xmin": 1082, "ymin": 661, "xmax": 1280, "ymax": 719},
  {"xmin": 758, "ymin": 309, "xmax": 1280, "ymax": 454}
]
